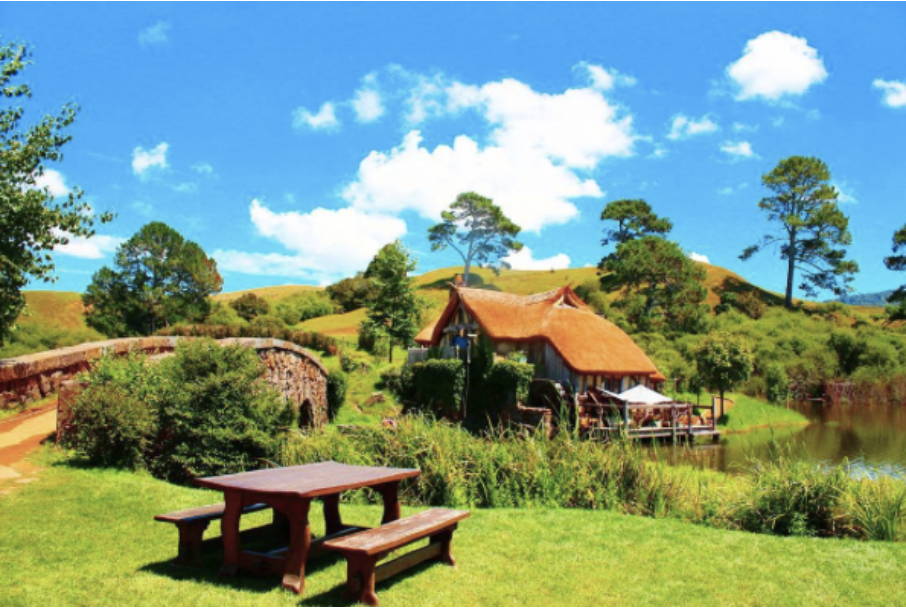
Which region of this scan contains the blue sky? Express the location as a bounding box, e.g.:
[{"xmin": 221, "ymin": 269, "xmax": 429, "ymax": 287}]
[{"xmin": 6, "ymin": 3, "xmax": 906, "ymax": 297}]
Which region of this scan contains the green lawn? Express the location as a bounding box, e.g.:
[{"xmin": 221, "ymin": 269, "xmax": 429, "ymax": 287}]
[
  {"xmin": 718, "ymin": 393, "xmax": 810, "ymax": 434},
  {"xmin": 2, "ymin": 450, "xmax": 905, "ymax": 606}
]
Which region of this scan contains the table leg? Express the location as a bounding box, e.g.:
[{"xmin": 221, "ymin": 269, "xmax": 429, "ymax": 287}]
[
  {"xmin": 219, "ymin": 490, "xmax": 243, "ymax": 577},
  {"xmin": 322, "ymin": 494, "xmax": 344, "ymax": 535},
  {"xmin": 281, "ymin": 498, "xmax": 312, "ymax": 595},
  {"xmin": 377, "ymin": 481, "xmax": 401, "ymax": 524}
]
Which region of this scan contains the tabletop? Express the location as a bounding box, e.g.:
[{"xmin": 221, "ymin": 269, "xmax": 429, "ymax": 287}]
[{"xmin": 194, "ymin": 461, "xmax": 420, "ymax": 498}]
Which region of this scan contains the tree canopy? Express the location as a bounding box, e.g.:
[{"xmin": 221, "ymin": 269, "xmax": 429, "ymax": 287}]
[
  {"xmin": 0, "ymin": 41, "xmax": 112, "ymax": 344},
  {"xmin": 695, "ymin": 332, "xmax": 753, "ymax": 414},
  {"xmin": 428, "ymin": 192, "xmax": 523, "ymax": 287},
  {"xmin": 362, "ymin": 241, "xmax": 423, "ymax": 363},
  {"xmin": 83, "ymin": 222, "xmax": 223, "ymax": 336},
  {"xmin": 740, "ymin": 156, "xmax": 858, "ymax": 308},
  {"xmin": 600, "ymin": 198, "xmax": 673, "ymax": 248},
  {"xmin": 326, "ymin": 273, "xmax": 377, "ymax": 312},
  {"xmin": 884, "ymin": 223, "xmax": 906, "ymax": 320},
  {"xmin": 606, "ymin": 236, "xmax": 710, "ymax": 334},
  {"xmin": 229, "ymin": 292, "xmax": 270, "ymax": 321}
]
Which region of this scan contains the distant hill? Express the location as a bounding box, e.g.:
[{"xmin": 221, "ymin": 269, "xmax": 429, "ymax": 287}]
[
  {"xmin": 8, "ymin": 263, "xmax": 892, "ymax": 353},
  {"xmin": 831, "ymin": 290, "xmax": 895, "ymax": 307}
]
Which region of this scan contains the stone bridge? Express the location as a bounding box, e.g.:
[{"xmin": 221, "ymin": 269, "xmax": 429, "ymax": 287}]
[{"xmin": 0, "ymin": 337, "xmax": 329, "ymax": 428}]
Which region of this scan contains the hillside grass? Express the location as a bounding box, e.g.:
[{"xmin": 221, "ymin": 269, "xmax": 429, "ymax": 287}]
[
  {"xmin": 213, "ymin": 285, "xmax": 323, "ymax": 304},
  {"xmin": 2, "ymin": 450, "xmax": 906, "ymax": 606}
]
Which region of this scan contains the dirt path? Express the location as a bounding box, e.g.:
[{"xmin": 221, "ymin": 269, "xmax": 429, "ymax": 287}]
[{"xmin": 0, "ymin": 402, "xmax": 57, "ymax": 488}]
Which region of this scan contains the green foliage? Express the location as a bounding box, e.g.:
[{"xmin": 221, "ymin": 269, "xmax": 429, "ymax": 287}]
[
  {"xmin": 605, "ymin": 236, "xmax": 710, "ymax": 334},
  {"xmin": 740, "ymin": 156, "xmax": 859, "ymax": 308},
  {"xmin": 247, "ymin": 314, "xmax": 287, "ymax": 337},
  {"xmin": 339, "ymin": 349, "xmax": 372, "ymax": 373},
  {"xmin": 695, "ymin": 332, "xmax": 754, "ymax": 403},
  {"xmin": 63, "ymin": 340, "xmax": 293, "ymax": 483},
  {"xmin": 205, "ymin": 301, "xmax": 246, "ymax": 327},
  {"xmin": 737, "ymin": 291, "xmax": 767, "ymax": 320},
  {"xmin": 404, "ymin": 359, "xmax": 466, "ymax": 419},
  {"xmin": 65, "ymin": 354, "xmax": 161, "ymax": 469},
  {"xmin": 229, "ymin": 292, "xmax": 270, "ymax": 321},
  {"xmin": 357, "ymin": 317, "xmax": 390, "ymax": 356},
  {"xmin": 726, "ymin": 442, "xmax": 848, "ymax": 537},
  {"xmin": 0, "ymin": 41, "xmax": 113, "ymax": 344},
  {"xmin": 599, "ymin": 198, "xmax": 673, "ymax": 250},
  {"xmin": 829, "ymin": 329, "xmax": 867, "ymax": 376},
  {"xmin": 885, "ymin": 223, "xmax": 906, "ymax": 321},
  {"xmin": 427, "ymin": 191, "xmax": 523, "ymax": 286},
  {"xmin": 326, "ymin": 369, "xmax": 348, "ymax": 422},
  {"xmin": 378, "ymin": 363, "xmax": 413, "ymax": 400},
  {"xmin": 83, "ymin": 222, "xmax": 223, "ymax": 336},
  {"xmin": 157, "ymin": 322, "xmax": 339, "ymax": 355},
  {"xmin": 326, "ymin": 273, "xmax": 377, "ymax": 312},
  {"xmin": 765, "ymin": 362, "xmax": 791, "ymax": 405},
  {"xmin": 0, "ymin": 323, "xmax": 104, "ymax": 359},
  {"xmin": 273, "ymin": 292, "xmax": 336, "ymax": 325},
  {"xmin": 480, "ymin": 359, "xmax": 534, "ymax": 411},
  {"xmin": 364, "ymin": 241, "xmax": 423, "ymax": 362}
]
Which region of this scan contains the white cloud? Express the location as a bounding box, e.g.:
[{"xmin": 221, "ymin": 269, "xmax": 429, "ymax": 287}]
[
  {"xmin": 576, "ymin": 62, "xmax": 637, "ymax": 91},
  {"xmin": 873, "ymin": 79, "xmax": 906, "ymax": 108},
  {"xmin": 174, "ymin": 182, "xmax": 198, "ymax": 193},
  {"xmin": 834, "ymin": 182, "xmax": 857, "ymax": 204},
  {"xmin": 721, "ymin": 141, "xmax": 756, "ymax": 159},
  {"xmin": 352, "ymin": 88, "xmax": 385, "ymax": 122},
  {"xmin": 34, "ymin": 169, "xmax": 70, "ymax": 197},
  {"xmin": 193, "ymin": 162, "xmax": 214, "ymax": 175},
  {"xmin": 503, "ymin": 246, "xmax": 571, "ymax": 271},
  {"xmin": 733, "ymin": 122, "xmax": 759, "ymax": 133},
  {"xmin": 132, "ymin": 142, "xmax": 168, "ymax": 176},
  {"xmin": 478, "ymin": 78, "xmax": 636, "ymax": 169},
  {"xmin": 293, "ymin": 102, "xmax": 339, "ymax": 130},
  {"xmin": 342, "ymin": 130, "xmax": 601, "ymax": 233},
  {"xmin": 138, "ymin": 21, "xmax": 170, "ymax": 46},
  {"xmin": 688, "ymin": 252, "xmax": 711, "ymax": 264},
  {"xmin": 403, "ymin": 73, "xmax": 448, "ymax": 124},
  {"xmin": 53, "ymin": 231, "xmax": 124, "ymax": 259},
  {"xmin": 667, "ymin": 114, "xmax": 719, "ymax": 140},
  {"xmin": 216, "ymin": 199, "xmax": 407, "ymax": 280},
  {"xmin": 445, "ymin": 81, "xmax": 483, "ymax": 112},
  {"xmin": 718, "ymin": 182, "xmax": 748, "ymax": 195},
  {"xmin": 727, "ymin": 31, "xmax": 828, "ymax": 101}
]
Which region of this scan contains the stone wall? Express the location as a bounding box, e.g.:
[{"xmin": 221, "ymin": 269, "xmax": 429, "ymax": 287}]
[{"xmin": 1, "ymin": 337, "xmax": 328, "ymax": 427}]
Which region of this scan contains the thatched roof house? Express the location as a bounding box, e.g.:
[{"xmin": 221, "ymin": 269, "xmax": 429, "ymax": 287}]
[{"xmin": 415, "ymin": 285, "xmax": 665, "ymax": 393}]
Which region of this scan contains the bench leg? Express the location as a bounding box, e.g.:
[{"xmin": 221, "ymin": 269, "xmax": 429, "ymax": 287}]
[
  {"xmin": 430, "ymin": 529, "xmax": 456, "ymax": 567},
  {"xmin": 174, "ymin": 521, "xmax": 209, "ymax": 567},
  {"xmin": 345, "ymin": 555, "xmax": 380, "ymax": 607}
]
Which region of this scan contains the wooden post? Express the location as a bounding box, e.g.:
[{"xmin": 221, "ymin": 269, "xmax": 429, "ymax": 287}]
[{"xmin": 671, "ymin": 405, "xmax": 677, "ymax": 444}]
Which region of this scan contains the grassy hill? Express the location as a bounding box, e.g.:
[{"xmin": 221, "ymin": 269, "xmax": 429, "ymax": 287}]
[{"xmin": 4, "ymin": 263, "xmax": 893, "ymax": 355}]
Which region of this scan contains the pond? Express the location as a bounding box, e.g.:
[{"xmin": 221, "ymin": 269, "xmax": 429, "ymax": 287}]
[{"xmin": 666, "ymin": 401, "xmax": 906, "ymax": 479}]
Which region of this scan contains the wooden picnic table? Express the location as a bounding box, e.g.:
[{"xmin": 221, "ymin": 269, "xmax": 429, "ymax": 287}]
[{"xmin": 195, "ymin": 461, "xmax": 420, "ymax": 595}]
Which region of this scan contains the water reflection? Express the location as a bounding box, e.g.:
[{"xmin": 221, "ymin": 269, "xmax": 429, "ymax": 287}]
[{"xmin": 664, "ymin": 401, "xmax": 906, "ymax": 479}]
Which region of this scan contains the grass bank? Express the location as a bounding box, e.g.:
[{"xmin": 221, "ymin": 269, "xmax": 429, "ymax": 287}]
[
  {"xmin": 718, "ymin": 393, "xmax": 810, "ymax": 434},
  {"xmin": 2, "ymin": 450, "xmax": 906, "ymax": 606}
]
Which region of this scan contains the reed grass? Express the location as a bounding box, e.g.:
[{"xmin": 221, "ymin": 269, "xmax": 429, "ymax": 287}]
[{"xmin": 279, "ymin": 416, "xmax": 906, "ymax": 542}]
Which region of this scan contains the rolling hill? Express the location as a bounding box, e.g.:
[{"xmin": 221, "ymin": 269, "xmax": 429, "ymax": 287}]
[{"xmin": 5, "ymin": 263, "xmax": 890, "ymax": 356}]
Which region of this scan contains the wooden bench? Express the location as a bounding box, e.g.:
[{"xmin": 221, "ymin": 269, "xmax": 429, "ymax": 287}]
[
  {"xmin": 323, "ymin": 508, "xmax": 470, "ymax": 607},
  {"xmin": 154, "ymin": 502, "xmax": 271, "ymax": 567}
]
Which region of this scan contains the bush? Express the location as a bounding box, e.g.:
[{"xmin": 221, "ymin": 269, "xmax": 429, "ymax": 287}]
[
  {"xmin": 358, "ymin": 320, "xmax": 389, "ymax": 357},
  {"xmin": 326, "ymin": 370, "xmax": 348, "ymax": 422},
  {"xmin": 248, "ymin": 314, "xmax": 287, "ymax": 337},
  {"xmin": 340, "ymin": 350, "xmax": 372, "ymax": 373},
  {"xmin": 405, "ymin": 359, "xmax": 465, "ymax": 419},
  {"xmin": 379, "ymin": 364, "xmax": 413, "ymax": 400},
  {"xmin": 157, "ymin": 323, "xmax": 340, "ymax": 355},
  {"xmin": 737, "ymin": 291, "xmax": 767, "ymax": 320},
  {"xmin": 229, "ymin": 293, "xmax": 270, "ymax": 321},
  {"xmin": 765, "ymin": 362, "xmax": 791, "ymax": 405},
  {"xmin": 205, "ymin": 302, "xmax": 247, "ymax": 327},
  {"xmin": 62, "ymin": 340, "xmax": 295, "ymax": 484},
  {"xmin": 64, "ymin": 354, "xmax": 161, "ymax": 469}
]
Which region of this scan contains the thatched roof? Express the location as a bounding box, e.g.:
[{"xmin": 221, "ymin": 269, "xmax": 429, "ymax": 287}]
[{"xmin": 416, "ymin": 286, "xmax": 665, "ymax": 381}]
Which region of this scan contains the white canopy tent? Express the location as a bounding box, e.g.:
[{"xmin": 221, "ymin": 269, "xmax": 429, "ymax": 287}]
[{"xmin": 616, "ymin": 385, "xmax": 673, "ymax": 405}]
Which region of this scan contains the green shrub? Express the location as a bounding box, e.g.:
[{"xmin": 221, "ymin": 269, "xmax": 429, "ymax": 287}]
[
  {"xmin": 229, "ymin": 292, "xmax": 270, "ymax": 321},
  {"xmin": 737, "ymin": 291, "xmax": 767, "ymax": 320},
  {"xmin": 765, "ymin": 362, "xmax": 791, "ymax": 405},
  {"xmin": 248, "ymin": 314, "xmax": 287, "ymax": 337},
  {"xmin": 340, "ymin": 350, "xmax": 372, "ymax": 373},
  {"xmin": 357, "ymin": 320, "xmax": 390, "ymax": 356},
  {"xmin": 64, "ymin": 354, "xmax": 161, "ymax": 469},
  {"xmin": 379, "ymin": 364, "xmax": 413, "ymax": 400},
  {"xmin": 405, "ymin": 359, "xmax": 465, "ymax": 419},
  {"xmin": 205, "ymin": 302, "xmax": 247, "ymax": 327},
  {"xmin": 151, "ymin": 340, "xmax": 294, "ymax": 483},
  {"xmin": 326, "ymin": 370, "xmax": 348, "ymax": 422},
  {"xmin": 63, "ymin": 340, "xmax": 294, "ymax": 484}
]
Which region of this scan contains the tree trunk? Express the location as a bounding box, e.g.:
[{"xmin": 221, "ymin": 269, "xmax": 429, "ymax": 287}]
[
  {"xmin": 784, "ymin": 232, "xmax": 797, "ymax": 309},
  {"xmin": 389, "ymin": 343, "xmax": 393, "ymax": 364},
  {"xmin": 463, "ymin": 260, "xmax": 471, "ymax": 287}
]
